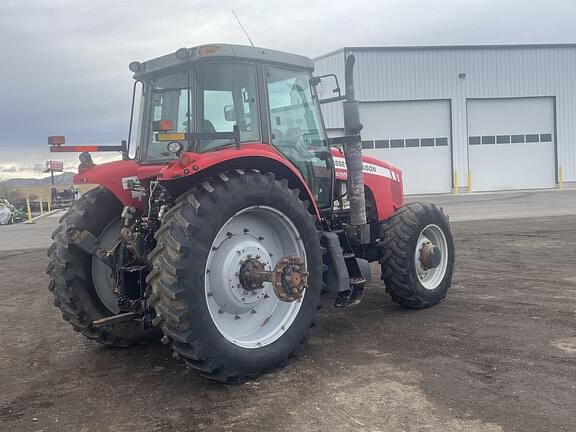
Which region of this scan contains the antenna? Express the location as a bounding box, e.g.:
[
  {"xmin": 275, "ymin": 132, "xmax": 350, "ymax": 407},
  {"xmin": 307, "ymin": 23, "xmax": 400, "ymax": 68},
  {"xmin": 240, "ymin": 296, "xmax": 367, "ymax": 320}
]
[{"xmin": 232, "ymin": 10, "xmax": 255, "ymax": 47}]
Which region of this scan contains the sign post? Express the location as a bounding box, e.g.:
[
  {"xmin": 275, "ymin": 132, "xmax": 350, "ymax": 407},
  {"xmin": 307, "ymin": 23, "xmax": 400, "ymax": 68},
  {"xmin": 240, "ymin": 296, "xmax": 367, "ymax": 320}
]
[
  {"xmin": 45, "ymin": 160, "xmax": 64, "ymax": 184},
  {"xmin": 45, "ymin": 161, "xmax": 64, "ymax": 207}
]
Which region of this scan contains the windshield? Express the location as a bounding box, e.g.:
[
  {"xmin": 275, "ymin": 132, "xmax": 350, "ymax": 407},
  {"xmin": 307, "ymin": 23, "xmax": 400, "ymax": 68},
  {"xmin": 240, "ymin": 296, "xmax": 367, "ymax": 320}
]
[{"xmin": 139, "ymin": 63, "xmax": 261, "ymax": 161}]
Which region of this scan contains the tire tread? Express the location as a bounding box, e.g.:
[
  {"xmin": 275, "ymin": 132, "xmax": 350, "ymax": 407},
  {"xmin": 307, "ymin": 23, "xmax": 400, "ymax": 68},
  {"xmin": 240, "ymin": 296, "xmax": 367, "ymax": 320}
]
[
  {"xmin": 379, "ymin": 202, "xmax": 454, "ymax": 309},
  {"xmin": 148, "ymin": 170, "xmax": 321, "ymax": 383}
]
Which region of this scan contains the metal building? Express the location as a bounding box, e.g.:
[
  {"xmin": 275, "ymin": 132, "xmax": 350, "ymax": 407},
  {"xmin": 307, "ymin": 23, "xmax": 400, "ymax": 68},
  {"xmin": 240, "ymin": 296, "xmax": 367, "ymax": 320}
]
[{"xmin": 314, "ymin": 44, "xmax": 576, "ymax": 194}]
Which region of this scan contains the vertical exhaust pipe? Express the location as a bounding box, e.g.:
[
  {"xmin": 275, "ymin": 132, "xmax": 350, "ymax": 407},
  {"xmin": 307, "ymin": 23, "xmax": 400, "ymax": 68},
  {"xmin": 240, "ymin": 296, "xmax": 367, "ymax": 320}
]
[{"xmin": 342, "ymin": 55, "xmax": 367, "ymax": 229}]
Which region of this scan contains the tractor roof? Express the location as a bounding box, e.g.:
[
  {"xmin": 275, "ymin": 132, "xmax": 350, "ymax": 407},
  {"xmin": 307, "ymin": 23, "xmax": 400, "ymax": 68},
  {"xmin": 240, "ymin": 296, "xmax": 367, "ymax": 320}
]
[{"xmin": 131, "ymin": 43, "xmax": 314, "ymax": 78}]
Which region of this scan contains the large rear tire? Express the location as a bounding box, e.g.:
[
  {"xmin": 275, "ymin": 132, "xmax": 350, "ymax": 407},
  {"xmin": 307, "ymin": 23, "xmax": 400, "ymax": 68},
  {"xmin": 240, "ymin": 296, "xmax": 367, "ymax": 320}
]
[
  {"xmin": 379, "ymin": 202, "xmax": 455, "ymax": 309},
  {"xmin": 148, "ymin": 170, "xmax": 322, "ymax": 383},
  {"xmin": 47, "ymin": 187, "xmax": 159, "ymax": 347}
]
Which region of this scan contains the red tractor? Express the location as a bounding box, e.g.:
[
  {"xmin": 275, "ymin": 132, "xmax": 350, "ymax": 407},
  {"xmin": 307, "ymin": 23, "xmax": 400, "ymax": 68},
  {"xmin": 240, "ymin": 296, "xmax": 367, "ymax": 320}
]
[{"xmin": 47, "ymin": 44, "xmax": 454, "ymax": 383}]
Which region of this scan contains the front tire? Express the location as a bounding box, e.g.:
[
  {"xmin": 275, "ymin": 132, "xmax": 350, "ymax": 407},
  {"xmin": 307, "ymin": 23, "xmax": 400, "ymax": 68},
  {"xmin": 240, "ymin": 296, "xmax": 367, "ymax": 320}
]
[
  {"xmin": 148, "ymin": 170, "xmax": 322, "ymax": 383},
  {"xmin": 379, "ymin": 202, "xmax": 455, "ymax": 309}
]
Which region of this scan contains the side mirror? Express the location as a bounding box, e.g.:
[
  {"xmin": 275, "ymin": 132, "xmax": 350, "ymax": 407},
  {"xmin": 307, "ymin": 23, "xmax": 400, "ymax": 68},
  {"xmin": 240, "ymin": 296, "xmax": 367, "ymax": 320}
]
[
  {"xmin": 224, "ymin": 105, "xmax": 236, "ymax": 122},
  {"xmin": 311, "ymin": 74, "xmax": 344, "ymax": 104}
]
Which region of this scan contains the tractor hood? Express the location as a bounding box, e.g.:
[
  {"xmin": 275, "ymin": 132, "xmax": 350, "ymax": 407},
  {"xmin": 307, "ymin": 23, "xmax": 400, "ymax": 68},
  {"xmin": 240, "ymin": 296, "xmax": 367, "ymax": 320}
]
[{"xmin": 330, "ymin": 147, "xmax": 402, "ymax": 183}]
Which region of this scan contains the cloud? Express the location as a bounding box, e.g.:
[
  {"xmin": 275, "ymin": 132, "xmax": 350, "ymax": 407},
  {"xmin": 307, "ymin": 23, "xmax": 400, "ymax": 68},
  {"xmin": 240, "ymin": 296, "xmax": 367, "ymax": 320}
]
[
  {"xmin": 0, "ymin": 161, "xmax": 70, "ymax": 177},
  {"xmin": 1, "ymin": 0, "xmax": 576, "ymax": 177},
  {"xmin": 0, "ymin": 166, "xmax": 19, "ymax": 173},
  {"xmin": 0, "ymin": 164, "xmax": 49, "ymax": 174},
  {"xmin": 32, "ymin": 163, "xmax": 46, "ymax": 173},
  {"xmin": 0, "ymin": 148, "xmax": 119, "ymax": 180}
]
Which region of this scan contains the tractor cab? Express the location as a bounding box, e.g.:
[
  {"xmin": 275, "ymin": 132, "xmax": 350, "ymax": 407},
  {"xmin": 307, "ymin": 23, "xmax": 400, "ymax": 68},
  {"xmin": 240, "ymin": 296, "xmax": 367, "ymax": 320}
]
[
  {"xmin": 48, "ymin": 44, "xmax": 376, "ymax": 215},
  {"xmin": 131, "ymin": 44, "xmax": 333, "ymax": 209}
]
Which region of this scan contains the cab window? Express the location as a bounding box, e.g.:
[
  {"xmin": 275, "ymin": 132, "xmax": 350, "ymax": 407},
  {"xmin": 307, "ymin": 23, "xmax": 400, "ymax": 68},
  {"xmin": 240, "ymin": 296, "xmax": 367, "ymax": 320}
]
[
  {"xmin": 265, "ymin": 67, "xmax": 332, "ymax": 209},
  {"xmin": 144, "ymin": 71, "xmax": 192, "ymax": 161},
  {"xmin": 197, "ymin": 63, "xmax": 260, "ymax": 151}
]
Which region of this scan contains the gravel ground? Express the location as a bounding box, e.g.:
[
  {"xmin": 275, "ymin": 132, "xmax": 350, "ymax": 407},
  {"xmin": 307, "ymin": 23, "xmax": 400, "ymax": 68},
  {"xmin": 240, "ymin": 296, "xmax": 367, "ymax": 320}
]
[{"xmin": 0, "ymin": 215, "xmax": 575, "ymax": 432}]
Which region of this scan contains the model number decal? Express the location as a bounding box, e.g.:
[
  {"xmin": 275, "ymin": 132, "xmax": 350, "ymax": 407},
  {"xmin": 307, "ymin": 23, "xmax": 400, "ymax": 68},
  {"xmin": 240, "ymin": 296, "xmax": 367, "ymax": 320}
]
[
  {"xmin": 332, "ymin": 156, "xmax": 396, "ymax": 180},
  {"xmin": 121, "ymin": 176, "xmax": 146, "ymax": 200},
  {"xmin": 121, "ymin": 176, "xmax": 139, "ymax": 190}
]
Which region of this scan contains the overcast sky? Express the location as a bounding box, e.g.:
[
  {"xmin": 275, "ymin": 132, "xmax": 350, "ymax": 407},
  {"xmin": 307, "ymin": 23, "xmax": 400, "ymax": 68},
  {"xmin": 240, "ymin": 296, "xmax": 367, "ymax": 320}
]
[{"xmin": 1, "ymin": 0, "xmax": 575, "ymax": 179}]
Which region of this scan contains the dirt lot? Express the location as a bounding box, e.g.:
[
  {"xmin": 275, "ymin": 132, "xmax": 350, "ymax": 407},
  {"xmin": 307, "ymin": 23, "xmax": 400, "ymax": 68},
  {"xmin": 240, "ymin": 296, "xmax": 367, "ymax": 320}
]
[{"xmin": 1, "ymin": 215, "xmax": 575, "ymax": 432}]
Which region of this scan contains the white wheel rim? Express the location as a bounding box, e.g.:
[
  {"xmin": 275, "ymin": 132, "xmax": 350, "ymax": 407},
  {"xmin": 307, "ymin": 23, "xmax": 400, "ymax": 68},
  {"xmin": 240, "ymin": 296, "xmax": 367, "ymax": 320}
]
[
  {"xmin": 205, "ymin": 206, "xmax": 306, "ymax": 349},
  {"xmin": 91, "ymin": 218, "xmax": 122, "ymax": 314},
  {"xmin": 414, "ymin": 224, "xmax": 449, "ymax": 290}
]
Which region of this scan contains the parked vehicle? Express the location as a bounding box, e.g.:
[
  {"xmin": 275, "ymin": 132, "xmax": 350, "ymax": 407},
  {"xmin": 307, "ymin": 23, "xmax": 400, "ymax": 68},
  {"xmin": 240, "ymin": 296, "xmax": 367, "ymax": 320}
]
[
  {"xmin": 0, "ymin": 199, "xmax": 24, "ymax": 225},
  {"xmin": 0, "ymin": 201, "xmax": 11, "ymax": 225},
  {"xmin": 51, "ymin": 186, "xmax": 81, "ymax": 209}
]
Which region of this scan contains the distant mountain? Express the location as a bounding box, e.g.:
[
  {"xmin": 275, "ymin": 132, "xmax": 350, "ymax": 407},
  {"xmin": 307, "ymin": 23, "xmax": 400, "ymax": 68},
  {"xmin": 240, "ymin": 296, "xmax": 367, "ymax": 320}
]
[{"xmin": 0, "ymin": 172, "xmax": 75, "ymax": 188}]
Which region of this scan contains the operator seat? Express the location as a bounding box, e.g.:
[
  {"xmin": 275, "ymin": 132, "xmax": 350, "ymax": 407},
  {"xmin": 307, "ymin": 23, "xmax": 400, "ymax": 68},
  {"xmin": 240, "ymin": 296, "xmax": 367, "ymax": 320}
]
[
  {"xmin": 199, "ymin": 119, "xmax": 221, "ymax": 152},
  {"xmin": 203, "ymin": 119, "xmax": 216, "ymax": 134}
]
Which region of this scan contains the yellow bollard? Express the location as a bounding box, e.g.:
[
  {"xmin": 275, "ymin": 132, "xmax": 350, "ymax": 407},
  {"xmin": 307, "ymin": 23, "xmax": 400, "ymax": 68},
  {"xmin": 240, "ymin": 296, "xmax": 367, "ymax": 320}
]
[
  {"xmin": 47, "ymin": 199, "xmax": 52, "ymax": 212},
  {"xmin": 26, "ymin": 198, "xmax": 33, "ymax": 223},
  {"xmin": 452, "ymin": 170, "xmax": 459, "ymax": 194},
  {"xmin": 40, "ymin": 200, "xmax": 44, "ymax": 215},
  {"xmin": 559, "ymin": 166, "xmax": 564, "ymax": 190},
  {"xmin": 467, "ymin": 171, "xmax": 473, "ymax": 193}
]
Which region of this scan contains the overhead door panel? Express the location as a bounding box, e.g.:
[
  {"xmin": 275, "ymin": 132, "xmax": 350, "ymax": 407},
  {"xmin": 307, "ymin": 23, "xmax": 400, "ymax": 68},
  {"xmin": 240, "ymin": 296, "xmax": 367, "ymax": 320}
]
[
  {"xmin": 359, "ymin": 100, "xmax": 452, "ymax": 194},
  {"xmin": 467, "ymin": 97, "xmax": 556, "ymax": 192}
]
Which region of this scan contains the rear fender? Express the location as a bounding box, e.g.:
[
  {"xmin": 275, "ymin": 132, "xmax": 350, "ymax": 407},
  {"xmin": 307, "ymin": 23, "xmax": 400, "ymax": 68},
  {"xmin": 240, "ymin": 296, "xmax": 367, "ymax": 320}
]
[
  {"xmin": 159, "ymin": 145, "xmax": 321, "ymax": 219},
  {"xmin": 74, "ymin": 160, "xmax": 164, "ymax": 211}
]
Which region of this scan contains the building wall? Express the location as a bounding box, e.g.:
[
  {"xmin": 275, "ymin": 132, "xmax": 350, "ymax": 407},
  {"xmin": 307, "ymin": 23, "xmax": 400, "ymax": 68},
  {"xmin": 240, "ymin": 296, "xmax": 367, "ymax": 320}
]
[
  {"xmin": 314, "ymin": 49, "xmax": 346, "ymax": 129},
  {"xmin": 314, "ymin": 45, "xmax": 576, "ymax": 185}
]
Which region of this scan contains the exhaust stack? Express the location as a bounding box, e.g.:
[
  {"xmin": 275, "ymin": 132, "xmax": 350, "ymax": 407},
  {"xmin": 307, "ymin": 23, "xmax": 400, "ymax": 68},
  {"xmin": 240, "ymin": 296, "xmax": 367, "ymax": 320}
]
[{"xmin": 342, "ymin": 55, "xmax": 367, "ymax": 228}]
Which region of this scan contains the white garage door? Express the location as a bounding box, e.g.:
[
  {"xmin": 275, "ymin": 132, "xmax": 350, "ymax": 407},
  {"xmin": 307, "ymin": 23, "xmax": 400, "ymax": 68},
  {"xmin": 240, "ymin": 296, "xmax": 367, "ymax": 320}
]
[
  {"xmin": 359, "ymin": 100, "xmax": 452, "ymax": 194},
  {"xmin": 467, "ymin": 98, "xmax": 556, "ymax": 192}
]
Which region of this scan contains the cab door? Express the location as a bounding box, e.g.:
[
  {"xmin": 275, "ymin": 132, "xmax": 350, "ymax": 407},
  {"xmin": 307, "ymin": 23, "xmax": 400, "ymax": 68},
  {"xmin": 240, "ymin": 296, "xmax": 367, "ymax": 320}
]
[{"xmin": 264, "ymin": 66, "xmax": 333, "ymax": 209}]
